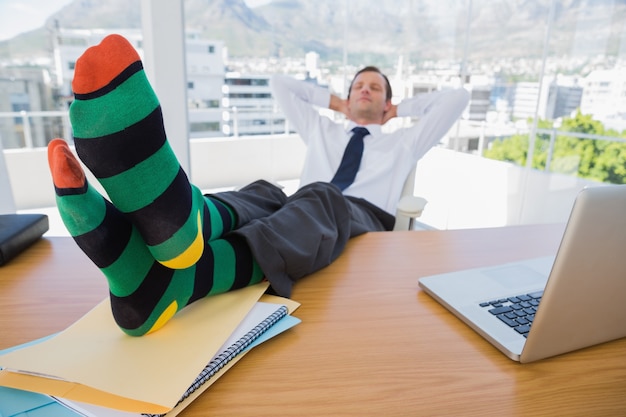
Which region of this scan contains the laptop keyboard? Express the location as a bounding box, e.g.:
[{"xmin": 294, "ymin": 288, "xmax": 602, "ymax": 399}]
[{"xmin": 479, "ymin": 290, "xmax": 543, "ymax": 338}]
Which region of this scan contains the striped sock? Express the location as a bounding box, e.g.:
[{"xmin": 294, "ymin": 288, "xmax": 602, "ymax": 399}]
[
  {"xmin": 69, "ymin": 33, "xmax": 228, "ymax": 269},
  {"xmin": 48, "ymin": 139, "xmax": 264, "ymax": 336}
]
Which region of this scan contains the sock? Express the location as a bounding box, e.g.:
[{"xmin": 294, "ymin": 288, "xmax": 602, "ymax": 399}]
[
  {"xmin": 109, "ymin": 237, "xmax": 264, "ymax": 336},
  {"xmin": 48, "ymin": 138, "xmax": 264, "ymax": 336},
  {"xmin": 68, "ymin": 33, "xmax": 230, "ymax": 269}
]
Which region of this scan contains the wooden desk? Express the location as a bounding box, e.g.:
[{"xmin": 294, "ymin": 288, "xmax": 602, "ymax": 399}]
[{"xmin": 1, "ymin": 224, "xmax": 625, "ymax": 416}]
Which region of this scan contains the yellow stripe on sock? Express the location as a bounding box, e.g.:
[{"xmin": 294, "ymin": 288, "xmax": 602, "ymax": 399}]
[
  {"xmin": 147, "ymin": 300, "xmax": 179, "ymax": 334},
  {"xmin": 159, "ymin": 211, "xmax": 204, "ymax": 269}
]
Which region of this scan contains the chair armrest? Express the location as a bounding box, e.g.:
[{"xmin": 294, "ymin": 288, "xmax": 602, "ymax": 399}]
[
  {"xmin": 394, "ymin": 196, "xmax": 428, "ymax": 231},
  {"xmin": 396, "ymin": 195, "xmax": 427, "ymax": 218}
]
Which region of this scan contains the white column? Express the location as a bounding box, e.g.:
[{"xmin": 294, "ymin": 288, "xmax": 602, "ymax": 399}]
[
  {"xmin": 0, "ymin": 139, "xmax": 16, "ymax": 214},
  {"xmin": 140, "ymin": 0, "xmax": 191, "ymax": 174}
]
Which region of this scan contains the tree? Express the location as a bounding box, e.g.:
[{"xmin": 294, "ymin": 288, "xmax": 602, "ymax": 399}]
[
  {"xmin": 484, "ymin": 119, "xmax": 551, "ymax": 169},
  {"xmin": 484, "ymin": 112, "xmax": 626, "ymax": 184}
]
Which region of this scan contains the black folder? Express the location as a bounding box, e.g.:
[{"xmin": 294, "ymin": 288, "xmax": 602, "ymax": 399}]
[{"xmin": 0, "ymin": 214, "xmax": 49, "ymax": 266}]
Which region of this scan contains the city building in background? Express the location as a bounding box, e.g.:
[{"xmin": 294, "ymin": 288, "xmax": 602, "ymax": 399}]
[
  {"xmin": 221, "ymin": 73, "xmax": 283, "ymax": 136},
  {"xmin": 1, "ymin": 18, "xmax": 625, "ymax": 150},
  {"xmin": 0, "ymin": 66, "xmax": 58, "ymax": 148},
  {"xmin": 580, "ymin": 69, "xmax": 626, "ymax": 132},
  {"xmin": 544, "ymin": 78, "xmax": 583, "ymax": 120}
]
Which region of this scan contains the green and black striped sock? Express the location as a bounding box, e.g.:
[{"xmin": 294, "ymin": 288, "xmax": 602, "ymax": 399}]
[
  {"xmin": 69, "ymin": 33, "xmax": 228, "ymax": 269},
  {"xmin": 48, "ymin": 139, "xmax": 264, "ymax": 336}
]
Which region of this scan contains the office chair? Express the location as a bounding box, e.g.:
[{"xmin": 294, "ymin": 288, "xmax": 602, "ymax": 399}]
[{"xmin": 393, "ymin": 165, "xmax": 427, "ymax": 231}]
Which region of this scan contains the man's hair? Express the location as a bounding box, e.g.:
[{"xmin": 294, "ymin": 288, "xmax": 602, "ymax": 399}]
[{"xmin": 347, "ymin": 66, "xmax": 392, "ymax": 101}]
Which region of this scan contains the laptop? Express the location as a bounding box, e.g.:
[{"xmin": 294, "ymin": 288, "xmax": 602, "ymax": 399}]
[{"xmin": 418, "ymin": 184, "xmax": 626, "ymax": 363}]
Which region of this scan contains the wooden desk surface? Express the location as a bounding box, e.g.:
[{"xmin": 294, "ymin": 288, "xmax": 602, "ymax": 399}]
[{"xmin": 1, "ymin": 224, "xmax": 625, "ymax": 416}]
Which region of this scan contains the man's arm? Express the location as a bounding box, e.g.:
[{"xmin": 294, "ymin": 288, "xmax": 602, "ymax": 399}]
[
  {"xmin": 396, "ymin": 88, "xmax": 469, "ymax": 120},
  {"xmin": 270, "ymin": 74, "xmax": 331, "ymax": 141},
  {"xmin": 396, "ymin": 88, "xmax": 470, "ymax": 156}
]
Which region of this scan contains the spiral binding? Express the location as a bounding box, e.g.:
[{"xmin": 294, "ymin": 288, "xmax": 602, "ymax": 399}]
[{"xmin": 143, "ymin": 305, "xmax": 288, "ymax": 417}]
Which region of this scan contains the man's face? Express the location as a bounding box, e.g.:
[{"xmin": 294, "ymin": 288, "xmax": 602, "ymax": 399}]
[{"xmin": 348, "ymin": 71, "xmax": 391, "ymax": 122}]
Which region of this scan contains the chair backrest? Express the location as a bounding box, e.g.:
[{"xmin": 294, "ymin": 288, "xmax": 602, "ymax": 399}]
[{"xmin": 400, "ymin": 165, "xmax": 417, "ymax": 199}]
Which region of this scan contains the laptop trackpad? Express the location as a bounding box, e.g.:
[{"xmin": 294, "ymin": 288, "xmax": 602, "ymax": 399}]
[{"xmin": 482, "ymin": 264, "xmax": 548, "ymax": 290}]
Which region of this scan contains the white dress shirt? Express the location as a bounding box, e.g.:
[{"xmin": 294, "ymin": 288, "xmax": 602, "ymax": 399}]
[{"xmin": 270, "ymin": 74, "xmax": 470, "ymax": 214}]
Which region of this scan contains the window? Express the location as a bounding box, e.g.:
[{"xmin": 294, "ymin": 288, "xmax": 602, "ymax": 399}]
[
  {"xmin": 1, "ymin": 0, "xmax": 624, "ymax": 230},
  {"xmin": 190, "ymin": 121, "xmax": 220, "ymax": 132},
  {"xmin": 227, "ymin": 93, "xmax": 272, "ymax": 99}
]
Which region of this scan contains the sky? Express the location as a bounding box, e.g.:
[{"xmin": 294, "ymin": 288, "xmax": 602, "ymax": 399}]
[
  {"xmin": 0, "ymin": 0, "xmax": 73, "ymax": 41},
  {"xmin": 0, "ymin": 0, "xmax": 273, "ymax": 41}
]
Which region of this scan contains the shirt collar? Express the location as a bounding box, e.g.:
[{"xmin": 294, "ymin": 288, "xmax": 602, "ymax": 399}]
[{"xmin": 346, "ymin": 122, "xmax": 382, "ymax": 137}]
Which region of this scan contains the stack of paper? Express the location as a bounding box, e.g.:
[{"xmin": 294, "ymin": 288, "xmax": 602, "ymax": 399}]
[{"xmin": 0, "ymin": 282, "xmax": 300, "ymax": 416}]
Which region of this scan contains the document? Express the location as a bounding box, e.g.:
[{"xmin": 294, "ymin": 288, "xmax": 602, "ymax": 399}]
[
  {"xmin": 0, "ymin": 282, "xmax": 299, "ymax": 414},
  {"xmin": 53, "ymin": 312, "xmax": 301, "ymax": 417}
]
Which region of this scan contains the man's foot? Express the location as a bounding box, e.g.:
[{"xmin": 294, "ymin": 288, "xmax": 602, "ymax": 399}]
[{"xmin": 69, "ymin": 34, "xmax": 205, "ymax": 269}]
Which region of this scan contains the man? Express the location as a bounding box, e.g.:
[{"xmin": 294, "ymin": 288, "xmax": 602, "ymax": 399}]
[
  {"xmin": 48, "ymin": 34, "xmax": 469, "ymax": 336},
  {"xmin": 271, "ymin": 67, "xmax": 469, "ymax": 215}
]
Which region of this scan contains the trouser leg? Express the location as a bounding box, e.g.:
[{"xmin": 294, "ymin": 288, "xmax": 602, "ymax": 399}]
[
  {"xmin": 211, "ymin": 180, "xmax": 288, "ymax": 226},
  {"xmin": 214, "ymin": 181, "xmax": 392, "ymax": 297}
]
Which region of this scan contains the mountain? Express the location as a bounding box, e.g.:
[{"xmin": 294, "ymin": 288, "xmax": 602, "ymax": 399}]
[{"xmin": 1, "ymin": 0, "xmax": 625, "ymax": 65}]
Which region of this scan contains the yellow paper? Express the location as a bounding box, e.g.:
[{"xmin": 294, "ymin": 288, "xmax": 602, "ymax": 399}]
[
  {"xmin": 0, "ymin": 282, "xmax": 269, "ymax": 414},
  {"xmin": 260, "ymin": 293, "xmax": 300, "ymax": 314}
]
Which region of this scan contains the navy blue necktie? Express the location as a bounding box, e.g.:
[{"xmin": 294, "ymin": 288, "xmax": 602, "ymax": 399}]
[{"xmin": 330, "ymin": 127, "xmax": 369, "ymax": 191}]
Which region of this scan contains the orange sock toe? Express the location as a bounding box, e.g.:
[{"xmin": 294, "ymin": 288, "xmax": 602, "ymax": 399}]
[
  {"xmin": 48, "ymin": 139, "xmax": 86, "ymax": 190},
  {"xmin": 72, "ymin": 34, "xmax": 141, "ymax": 95}
]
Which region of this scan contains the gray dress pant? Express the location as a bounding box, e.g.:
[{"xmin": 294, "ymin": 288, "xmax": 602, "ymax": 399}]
[{"xmin": 210, "ymin": 180, "xmax": 394, "ymax": 297}]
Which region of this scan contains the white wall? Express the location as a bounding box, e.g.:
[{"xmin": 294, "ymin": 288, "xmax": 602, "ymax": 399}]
[
  {"xmin": 413, "ymin": 147, "xmax": 599, "ymax": 229},
  {"xmin": 4, "ymin": 134, "xmax": 306, "ymax": 210},
  {"xmin": 189, "ymin": 134, "xmax": 305, "ymax": 190},
  {"xmin": 4, "ymin": 146, "xmax": 70, "ymax": 210},
  {"xmin": 4, "ymin": 137, "xmax": 599, "ymax": 230}
]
